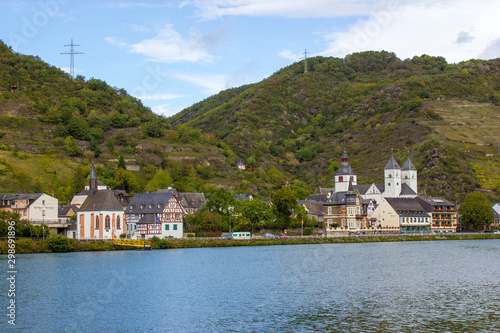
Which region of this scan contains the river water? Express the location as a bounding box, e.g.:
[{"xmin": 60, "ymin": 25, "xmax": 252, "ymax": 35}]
[{"xmin": 1, "ymin": 239, "xmax": 499, "ymax": 332}]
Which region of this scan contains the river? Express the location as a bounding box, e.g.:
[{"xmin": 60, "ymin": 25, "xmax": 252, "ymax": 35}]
[{"xmin": 1, "ymin": 239, "xmax": 499, "ymax": 332}]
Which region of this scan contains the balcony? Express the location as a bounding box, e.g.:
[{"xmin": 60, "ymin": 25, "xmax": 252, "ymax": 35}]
[{"xmin": 11, "ymin": 203, "xmax": 28, "ymax": 209}]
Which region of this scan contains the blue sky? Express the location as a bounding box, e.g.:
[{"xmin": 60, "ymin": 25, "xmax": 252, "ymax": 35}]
[{"xmin": 1, "ymin": 0, "xmax": 499, "ymax": 117}]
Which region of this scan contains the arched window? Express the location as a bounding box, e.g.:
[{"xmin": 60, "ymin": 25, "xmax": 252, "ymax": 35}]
[
  {"xmin": 117, "ymin": 215, "xmax": 121, "ymax": 229},
  {"xmin": 105, "ymin": 215, "xmax": 111, "ymax": 229},
  {"xmin": 95, "ymin": 216, "xmax": 99, "ymax": 229}
]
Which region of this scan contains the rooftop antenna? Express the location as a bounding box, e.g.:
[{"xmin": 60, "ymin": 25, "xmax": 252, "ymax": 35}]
[
  {"xmin": 303, "ymin": 49, "xmax": 308, "ymax": 73},
  {"xmin": 61, "ymin": 38, "xmax": 83, "ymax": 78}
]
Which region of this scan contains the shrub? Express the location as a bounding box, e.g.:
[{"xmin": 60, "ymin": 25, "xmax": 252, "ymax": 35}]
[{"xmin": 48, "ymin": 234, "xmax": 70, "ymax": 252}]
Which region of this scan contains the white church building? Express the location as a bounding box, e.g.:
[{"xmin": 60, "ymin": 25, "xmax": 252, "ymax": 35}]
[{"xmin": 329, "ymin": 152, "xmax": 418, "ymax": 205}]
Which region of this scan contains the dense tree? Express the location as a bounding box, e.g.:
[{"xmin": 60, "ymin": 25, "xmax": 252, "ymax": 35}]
[
  {"xmin": 271, "ymin": 186, "xmax": 298, "ymax": 229},
  {"xmin": 184, "ymin": 210, "xmax": 224, "ymax": 236},
  {"xmin": 117, "ymin": 155, "xmax": 127, "ymax": 170},
  {"xmin": 0, "ymin": 211, "xmax": 49, "ymax": 238},
  {"xmin": 147, "ymin": 169, "xmax": 172, "ymax": 192},
  {"xmin": 144, "ymin": 120, "xmax": 165, "ymax": 138},
  {"xmin": 235, "ymin": 199, "xmax": 273, "ymax": 233},
  {"xmin": 63, "ymin": 136, "xmax": 83, "ymax": 156},
  {"xmin": 114, "ymin": 169, "xmax": 140, "ymax": 195},
  {"xmin": 459, "ymin": 192, "xmax": 494, "ymax": 231}
]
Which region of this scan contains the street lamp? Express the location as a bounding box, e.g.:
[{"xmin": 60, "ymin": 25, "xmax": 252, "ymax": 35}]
[{"xmin": 42, "ymin": 210, "xmax": 45, "ymax": 241}]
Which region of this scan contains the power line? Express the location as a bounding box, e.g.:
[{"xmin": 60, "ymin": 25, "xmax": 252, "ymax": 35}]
[{"xmin": 61, "ymin": 38, "xmax": 84, "ymax": 78}]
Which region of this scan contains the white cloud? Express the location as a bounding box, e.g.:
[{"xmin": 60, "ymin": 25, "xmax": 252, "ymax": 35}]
[
  {"xmin": 183, "ymin": 0, "xmax": 384, "ymax": 19},
  {"xmin": 279, "ymin": 49, "xmax": 302, "ymax": 61},
  {"xmin": 128, "ymin": 24, "xmax": 151, "ymax": 33},
  {"xmin": 150, "ymin": 103, "xmax": 185, "ymax": 117},
  {"xmin": 104, "ymin": 36, "xmax": 127, "ymax": 47},
  {"xmin": 173, "ymin": 72, "xmax": 227, "ymax": 95},
  {"xmin": 140, "ymin": 93, "xmax": 186, "ymax": 101},
  {"xmin": 185, "ymin": 0, "xmax": 499, "ymax": 62},
  {"xmin": 96, "ymin": 3, "xmax": 173, "ymax": 9},
  {"xmin": 320, "ymin": 0, "xmax": 500, "ymax": 62},
  {"xmin": 129, "ymin": 24, "xmax": 215, "ymax": 64}
]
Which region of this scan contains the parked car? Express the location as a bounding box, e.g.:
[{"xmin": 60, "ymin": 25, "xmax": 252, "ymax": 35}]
[
  {"xmin": 274, "ymin": 234, "xmax": 288, "ymax": 239},
  {"xmin": 262, "ymin": 233, "xmax": 274, "ymax": 238},
  {"xmin": 220, "ymin": 235, "xmax": 233, "ymax": 240},
  {"xmin": 493, "ymin": 230, "xmax": 500, "ymax": 234}
]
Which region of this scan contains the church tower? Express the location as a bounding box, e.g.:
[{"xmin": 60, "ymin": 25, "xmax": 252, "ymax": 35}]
[
  {"xmin": 401, "ymin": 158, "xmax": 417, "ymax": 194},
  {"xmin": 334, "ymin": 151, "xmax": 357, "ymax": 192},
  {"xmin": 384, "ymin": 155, "xmax": 401, "ymax": 198}
]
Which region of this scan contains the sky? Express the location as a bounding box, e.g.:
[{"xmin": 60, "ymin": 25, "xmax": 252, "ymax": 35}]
[{"xmin": 1, "ymin": 0, "xmax": 499, "ymax": 117}]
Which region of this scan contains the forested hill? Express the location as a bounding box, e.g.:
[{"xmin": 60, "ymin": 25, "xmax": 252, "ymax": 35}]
[
  {"xmin": 171, "ymin": 51, "xmax": 500, "ymax": 202},
  {"xmin": 0, "ymin": 40, "xmax": 162, "ymax": 131},
  {"xmin": 0, "ymin": 40, "xmax": 499, "ymax": 203}
]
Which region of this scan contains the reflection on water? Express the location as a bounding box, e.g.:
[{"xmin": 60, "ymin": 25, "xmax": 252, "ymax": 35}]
[{"xmin": 2, "ymin": 239, "xmax": 499, "ymax": 332}]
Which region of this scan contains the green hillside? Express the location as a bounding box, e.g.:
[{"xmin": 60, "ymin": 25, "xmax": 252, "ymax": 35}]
[
  {"xmin": 0, "ymin": 40, "xmax": 229, "ymax": 201},
  {"xmin": 0, "ymin": 41, "xmax": 499, "ymax": 203},
  {"xmin": 172, "ymin": 51, "xmax": 500, "ymax": 202}
]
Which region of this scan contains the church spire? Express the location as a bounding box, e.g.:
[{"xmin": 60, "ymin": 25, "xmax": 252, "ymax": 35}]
[{"xmin": 89, "ymin": 162, "xmax": 98, "ymax": 192}]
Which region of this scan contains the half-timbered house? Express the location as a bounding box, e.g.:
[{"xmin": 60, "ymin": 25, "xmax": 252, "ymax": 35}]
[{"xmin": 125, "ymin": 192, "xmax": 186, "ymax": 239}]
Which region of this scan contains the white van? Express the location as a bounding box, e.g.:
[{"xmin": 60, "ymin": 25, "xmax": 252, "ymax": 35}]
[{"xmin": 232, "ymin": 232, "xmax": 251, "ymax": 239}]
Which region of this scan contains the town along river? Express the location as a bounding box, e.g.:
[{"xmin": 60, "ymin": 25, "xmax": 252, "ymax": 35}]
[{"xmin": 2, "ymin": 239, "xmax": 500, "ymax": 332}]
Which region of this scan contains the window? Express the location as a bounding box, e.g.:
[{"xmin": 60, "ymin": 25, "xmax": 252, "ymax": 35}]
[
  {"xmin": 165, "ymin": 224, "xmax": 169, "ymax": 231},
  {"xmin": 105, "ymin": 216, "xmax": 111, "ymax": 229},
  {"xmin": 175, "ymin": 213, "xmax": 180, "ymax": 220},
  {"xmin": 130, "ymin": 205, "xmax": 135, "ymax": 211},
  {"xmin": 173, "ymin": 224, "xmax": 177, "ymax": 230},
  {"xmin": 327, "ymin": 207, "xmax": 332, "ymax": 215},
  {"xmin": 95, "ymin": 216, "xmax": 99, "ymax": 229},
  {"xmin": 117, "ymin": 216, "xmax": 121, "ymax": 229},
  {"xmin": 339, "ymin": 176, "xmax": 343, "ymax": 182},
  {"xmin": 149, "ymin": 203, "xmax": 154, "ymax": 209},
  {"xmin": 134, "ymin": 225, "xmax": 136, "ymax": 230},
  {"xmin": 166, "ymin": 213, "xmax": 171, "ymax": 219},
  {"xmin": 140, "ymin": 204, "xmax": 145, "ymax": 209},
  {"xmin": 158, "ymin": 203, "xmax": 163, "ymax": 209}
]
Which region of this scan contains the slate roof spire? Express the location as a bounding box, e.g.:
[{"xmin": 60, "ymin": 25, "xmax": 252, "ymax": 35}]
[
  {"xmin": 402, "ymin": 158, "xmax": 416, "ymax": 170},
  {"xmin": 89, "ymin": 162, "xmax": 98, "ymax": 196},
  {"xmin": 384, "ymin": 155, "xmax": 401, "ymax": 170}
]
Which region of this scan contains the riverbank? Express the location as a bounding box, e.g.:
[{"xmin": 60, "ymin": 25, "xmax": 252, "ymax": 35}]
[{"xmin": 1, "ymin": 233, "xmax": 499, "ymax": 254}]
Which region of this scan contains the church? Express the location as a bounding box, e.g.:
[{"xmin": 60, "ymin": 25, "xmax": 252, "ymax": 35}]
[
  {"xmin": 75, "ymin": 163, "xmax": 125, "ymax": 240},
  {"xmin": 330, "ymin": 151, "xmax": 418, "ymax": 204},
  {"xmin": 320, "ymin": 151, "xmax": 419, "ymax": 230}
]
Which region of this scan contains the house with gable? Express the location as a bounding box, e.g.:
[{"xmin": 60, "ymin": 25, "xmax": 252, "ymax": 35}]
[
  {"xmin": 416, "ymin": 196, "xmax": 457, "ymax": 233},
  {"xmin": 236, "ymin": 160, "xmax": 246, "ymax": 170},
  {"xmin": 125, "ymin": 192, "xmax": 186, "ymax": 239},
  {"xmin": 299, "ymin": 200, "xmax": 324, "ymax": 224},
  {"xmin": 493, "ymin": 203, "xmax": 500, "ymax": 229},
  {"xmin": 371, "ymin": 197, "xmax": 431, "ymax": 232},
  {"xmin": 323, "ymin": 178, "xmax": 368, "ymax": 231},
  {"xmin": 178, "ymin": 192, "xmax": 206, "ymax": 215}
]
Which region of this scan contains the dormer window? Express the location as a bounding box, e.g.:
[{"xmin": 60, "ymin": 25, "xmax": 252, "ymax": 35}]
[
  {"xmin": 140, "ymin": 204, "xmax": 145, "ymax": 209},
  {"xmin": 158, "ymin": 203, "xmax": 163, "ymax": 209},
  {"xmin": 149, "ymin": 203, "xmax": 154, "ymax": 209}
]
